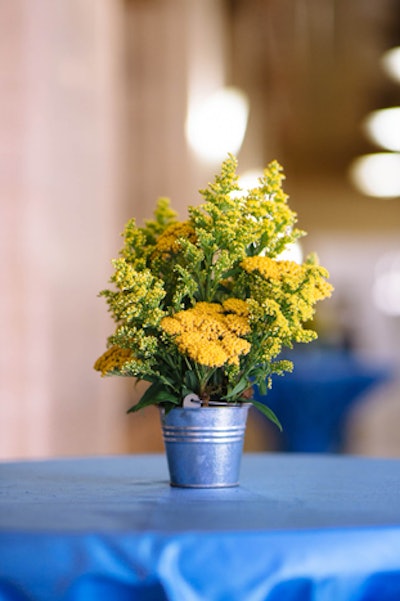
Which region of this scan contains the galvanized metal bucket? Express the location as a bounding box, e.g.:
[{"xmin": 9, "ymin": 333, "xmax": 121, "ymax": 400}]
[{"xmin": 160, "ymin": 405, "xmax": 250, "ymax": 488}]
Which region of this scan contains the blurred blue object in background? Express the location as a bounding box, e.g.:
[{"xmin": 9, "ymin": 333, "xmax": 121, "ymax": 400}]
[{"xmin": 254, "ymin": 349, "xmax": 392, "ymax": 453}]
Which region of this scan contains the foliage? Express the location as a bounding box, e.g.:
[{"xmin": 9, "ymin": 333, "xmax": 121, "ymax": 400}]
[{"xmin": 94, "ymin": 155, "xmax": 333, "ymax": 428}]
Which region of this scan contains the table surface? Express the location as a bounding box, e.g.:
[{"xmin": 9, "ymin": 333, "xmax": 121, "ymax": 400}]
[{"xmin": 2, "ymin": 453, "xmax": 400, "ymax": 601}]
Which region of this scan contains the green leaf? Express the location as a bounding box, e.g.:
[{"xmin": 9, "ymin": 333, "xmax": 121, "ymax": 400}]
[
  {"xmin": 127, "ymin": 382, "xmax": 179, "ymax": 413},
  {"xmin": 224, "ymin": 377, "xmax": 249, "ymax": 400},
  {"xmin": 255, "ymin": 378, "xmax": 269, "ymax": 396},
  {"xmin": 184, "ymin": 370, "xmax": 198, "ymax": 393},
  {"xmin": 250, "ymin": 399, "xmax": 283, "ymax": 432}
]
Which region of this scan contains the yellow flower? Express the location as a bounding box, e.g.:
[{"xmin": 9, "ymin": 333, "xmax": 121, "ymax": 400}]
[
  {"xmin": 193, "ymin": 301, "xmax": 224, "ymax": 315},
  {"xmin": 160, "ymin": 301, "xmax": 251, "ymax": 368},
  {"xmin": 260, "ymin": 338, "xmax": 283, "ymax": 362},
  {"xmin": 178, "ymin": 332, "xmax": 229, "ymax": 368},
  {"xmin": 152, "ymin": 222, "xmax": 196, "ymax": 259},
  {"xmin": 222, "ymin": 298, "xmax": 249, "ymax": 316},
  {"xmin": 224, "ymin": 314, "xmax": 251, "ymax": 336},
  {"xmin": 241, "ymin": 256, "xmax": 302, "ymax": 283},
  {"xmin": 221, "ymin": 334, "xmax": 251, "ymax": 365},
  {"xmin": 94, "ymin": 346, "xmax": 133, "ymax": 376},
  {"xmin": 159, "ymin": 316, "xmax": 182, "ymax": 336}
]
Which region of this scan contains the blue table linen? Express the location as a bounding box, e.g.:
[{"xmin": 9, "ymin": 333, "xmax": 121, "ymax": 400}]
[
  {"xmin": 1, "ymin": 454, "xmax": 400, "ymax": 601},
  {"xmin": 253, "ymin": 349, "xmax": 391, "ymax": 452}
]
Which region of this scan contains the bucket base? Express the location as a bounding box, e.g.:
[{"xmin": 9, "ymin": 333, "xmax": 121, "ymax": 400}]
[{"xmin": 170, "ymin": 481, "xmax": 239, "ymax": 489}]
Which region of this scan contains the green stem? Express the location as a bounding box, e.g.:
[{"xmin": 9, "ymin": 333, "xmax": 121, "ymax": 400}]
[
  {"xmin": 196, "ymin": 364, "xmax": 218, "ymax": 404},
  {"xmin": 202, "ymin": 251, "xmax": 216, "ymax": 302}
]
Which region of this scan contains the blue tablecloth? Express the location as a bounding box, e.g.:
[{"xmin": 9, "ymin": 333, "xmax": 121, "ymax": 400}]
[{"xmin": 1, "ymin": 453, "xmax": 400, "ymax": 601}]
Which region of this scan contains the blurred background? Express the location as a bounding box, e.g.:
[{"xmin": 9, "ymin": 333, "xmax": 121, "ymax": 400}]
[{"xmin": 1, "ymin": 0, "xmax": 400, "ymax": 460}]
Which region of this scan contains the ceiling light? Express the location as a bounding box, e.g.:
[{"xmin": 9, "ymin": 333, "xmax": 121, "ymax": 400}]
[
  {"xmin": 381, "ymin": 47, "xmax": 400, "ymax": 83},
  {"xmin": 363, "ymin": 107, "xmax": 400, "ymax": 151},
  {"xmin": 185, "ymin": 87, "xmax": 249, "ymax": 164},
  {"xmin": 349, "ymin": 153, "xmax": 400, "ymax": 198}
]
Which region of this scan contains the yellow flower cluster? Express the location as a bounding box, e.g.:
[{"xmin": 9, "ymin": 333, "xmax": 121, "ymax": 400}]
[
  {"xmin": 241, "ymin": 255, "xmax": 333, "ymax": 347},
  {"xmin": 120, "ymin": 198, "xmax": 178, "ymax": 267},
  {"xmin": 105, "ymin": 259, "xmax": 166, "ymax": 328},
  {"xmin": 94, "ymin": 346, "xmax": 133, "ymax": 376},
  {"xmin": 152, "ymin": 222, "xmax": 196, "ymax": 260},
  {"xmin": 222, "ymin": 298, "xmax": 249, "ymax": 317},
  {"xmin": 161, "ymin": 301, "xmax": 251, "ymax": 368},
  {"xmin": 142, "ymin": 197, "xmax": 178, "ymax": 241},
  {"xmin": 241, "ymin": 256, "xmax": 332, "ymax": 305},
  {"xmin": 241, "ymin": 256, "xmax": 302, "ymax": 283}
]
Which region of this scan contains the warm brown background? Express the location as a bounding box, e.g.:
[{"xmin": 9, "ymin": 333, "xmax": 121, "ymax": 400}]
[{"xmin": 1, "ymin": 0, "xmax": 400, "ymax": 459}]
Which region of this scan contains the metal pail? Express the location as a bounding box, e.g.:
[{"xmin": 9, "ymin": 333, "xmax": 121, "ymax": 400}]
[{"xmin": 160, "ymin": 405, "xmax": 250, "ymax": 488}]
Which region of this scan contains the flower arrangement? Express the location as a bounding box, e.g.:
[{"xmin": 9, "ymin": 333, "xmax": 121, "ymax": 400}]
[{"xmin": 94, "ymin": 155, "xmax": 333, "ymax": 430}]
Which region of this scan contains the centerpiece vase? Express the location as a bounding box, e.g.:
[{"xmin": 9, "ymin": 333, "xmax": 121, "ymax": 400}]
[{"xmin": 160, "ymin": 404, "xmax": 250, "ymax": 488}]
